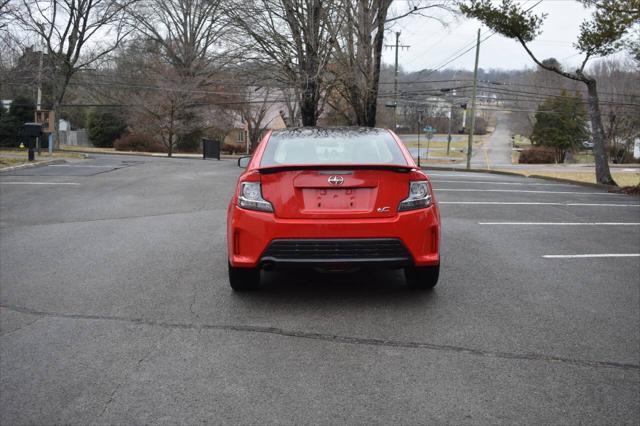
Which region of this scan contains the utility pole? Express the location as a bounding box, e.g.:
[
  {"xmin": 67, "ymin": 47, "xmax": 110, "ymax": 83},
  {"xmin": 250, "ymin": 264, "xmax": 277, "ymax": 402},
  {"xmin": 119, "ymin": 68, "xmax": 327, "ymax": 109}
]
[
  {"xmin": 417, "ymin": 110, "xmax": 422, "ymax": 168},
  {"xmin": 385, "ymin": 32, "xmax": 409, "ymax": 131},
  {"xmin": 36, "ymin": 35, "xmax": 44, "ymax": 155},
  {"xmin": 466, "ymin": 28, "xmax": 481, "ymax": 170},
  {"xmin": 447, "ymin": 103, "xmax": 454, "ymax": 156}
]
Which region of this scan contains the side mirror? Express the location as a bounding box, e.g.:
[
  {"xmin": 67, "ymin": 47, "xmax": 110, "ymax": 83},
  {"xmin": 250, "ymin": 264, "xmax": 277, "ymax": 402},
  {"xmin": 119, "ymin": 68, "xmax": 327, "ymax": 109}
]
[{"xmin": 238, "ymin": 156, "xmax": 251, "ymax": 168}]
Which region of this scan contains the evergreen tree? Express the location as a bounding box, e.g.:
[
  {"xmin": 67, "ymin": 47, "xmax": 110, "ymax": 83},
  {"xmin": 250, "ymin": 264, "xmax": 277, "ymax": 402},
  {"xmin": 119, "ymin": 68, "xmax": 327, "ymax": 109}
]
[
  {"xmin": 87, "ymin": 109, "xmax": 127, "ymax": 148},
  {"xmin": 531, "ymin": 91, "xmax": 590, "ymax": 163},
  {"xmin": 0, "ymin": 96, "xmax": 35, "ymax": 147}
]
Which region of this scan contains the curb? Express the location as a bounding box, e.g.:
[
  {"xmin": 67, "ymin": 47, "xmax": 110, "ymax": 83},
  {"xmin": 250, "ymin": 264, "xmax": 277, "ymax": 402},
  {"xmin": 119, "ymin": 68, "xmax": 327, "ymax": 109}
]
[
  {"xmin": 421, "ymin": 165, "xmax": 634, "ymax": 193},
  {"xmin": 0, "ymin": 159, "xmax": 66, "ymax": 173},
  {"xmin": 60, "ymin": 148, "xmax": 242, "ymax": 160},
  {"xmin": 526, "ymin": 174, "xmax": 621, "ymax": 192}
]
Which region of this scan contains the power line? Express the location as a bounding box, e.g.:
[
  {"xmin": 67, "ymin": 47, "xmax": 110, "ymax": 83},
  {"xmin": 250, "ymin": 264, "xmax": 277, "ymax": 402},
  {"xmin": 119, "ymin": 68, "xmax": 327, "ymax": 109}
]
[{"xmin": 412, "ymin": 0, "xmax": 544, "ymax": 76}]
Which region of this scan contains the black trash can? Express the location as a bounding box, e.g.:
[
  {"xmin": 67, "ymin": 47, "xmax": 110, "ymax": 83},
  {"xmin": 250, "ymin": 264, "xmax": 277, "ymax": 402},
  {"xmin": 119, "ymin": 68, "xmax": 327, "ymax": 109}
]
[{"xmin": 202, "ymin": 138, "xmax": 221, "ymax": 160}]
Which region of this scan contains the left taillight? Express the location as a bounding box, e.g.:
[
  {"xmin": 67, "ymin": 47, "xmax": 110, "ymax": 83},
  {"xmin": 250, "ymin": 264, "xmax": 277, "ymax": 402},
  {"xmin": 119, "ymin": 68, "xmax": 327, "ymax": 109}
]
[
  {"xmin": 237, "ymin": 181, "xmax": 273, "ymax": 212},
  {"xmin": 398, "ymin": 181, "xmax": 432, "ymax": 212}
]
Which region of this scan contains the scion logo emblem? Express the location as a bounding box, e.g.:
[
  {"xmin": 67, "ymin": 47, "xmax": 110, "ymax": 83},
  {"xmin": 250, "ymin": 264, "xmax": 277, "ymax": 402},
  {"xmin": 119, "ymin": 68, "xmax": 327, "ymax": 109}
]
[{"xmin": 328, "ymin": 176, "xmax": 344, "ymax": 185}]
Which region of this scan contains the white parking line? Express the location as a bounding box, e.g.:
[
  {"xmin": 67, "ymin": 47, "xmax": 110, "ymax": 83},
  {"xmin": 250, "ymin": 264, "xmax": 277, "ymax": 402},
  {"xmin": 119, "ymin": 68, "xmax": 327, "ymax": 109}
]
[
  {"xmin": 438, "ymin": 189, "xmax": 617, "ymax": 195},
  {"xmin": 0, "ymin": 182, "xmax": 81, "ymax": 185},
  {"xmin": 479, "ymin": 222, "xmax": 640, "ymax": 226},
  {"xmin": 543, "ymin": 254, "xmax": 640, "ymax": 259},
  {"xmin": 48, "ymin": 164, "xmax": 114, "ymax": 168},
  {"xmin": 426, "ymin": 173, "xmax": 503, "ymax": 178},
  {"xmin": 440, "ymin": 201, "xmax": 640, "ymax": 207},
  {"xmin": 432, "ymin": 180, "xmax": 572, "ymax": 186}
]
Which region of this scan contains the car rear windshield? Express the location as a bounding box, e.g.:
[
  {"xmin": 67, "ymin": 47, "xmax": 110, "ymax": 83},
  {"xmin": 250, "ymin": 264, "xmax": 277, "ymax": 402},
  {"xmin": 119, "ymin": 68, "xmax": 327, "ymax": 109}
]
[{"xmin": 260, "ymin": 129, "xmax": 408, "ymax": 167}]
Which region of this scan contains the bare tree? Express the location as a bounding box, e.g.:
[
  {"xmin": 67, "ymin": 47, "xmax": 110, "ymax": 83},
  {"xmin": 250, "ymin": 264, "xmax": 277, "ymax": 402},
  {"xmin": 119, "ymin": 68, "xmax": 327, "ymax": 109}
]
[
  {"xmin": 461, "ymin": 0, "xmax": 640, "ymax": 185},
  {"xmin": 93, "ymin": 39, "xmax": 241, "ymax": 156},
  {"xmin": 230, "ymin": 0, "xmax": 342, "ymax": 126},
  {"xmin": 236, "ymin": 86, "xmax": 278, "ymax": 151},
  {"xmin": 12, "ymin": 0, "xmax": 136, "ymax": 110},
  {"xmin": 126, "ymin": 0, "xmax": 229, "ymax": 78},
  {"xmin": 592, "ymin": 59, "xmax": 640, "ymax": 163},
  {"xmin": 0, "ymin": 0, "xmax": 13, "ymax": 29},
  {"xmin": 330, "ymin": 0, "xmax": 455, "ymax": 127}
]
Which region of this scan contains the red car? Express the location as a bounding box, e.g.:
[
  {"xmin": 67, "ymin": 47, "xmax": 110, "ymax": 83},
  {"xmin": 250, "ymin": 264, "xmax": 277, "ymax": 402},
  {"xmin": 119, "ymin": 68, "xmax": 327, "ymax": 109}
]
[{"xmin": 226, "ymin": 127, "xmax": 440, "ymax": 291}]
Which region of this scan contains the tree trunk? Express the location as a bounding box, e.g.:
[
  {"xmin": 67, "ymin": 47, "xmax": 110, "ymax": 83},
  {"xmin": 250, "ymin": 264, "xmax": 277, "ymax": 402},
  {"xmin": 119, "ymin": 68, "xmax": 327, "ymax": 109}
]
[
  {"xmin": 585, "ymin": 80, "xmax": 616, "ymax": 185},
  {"xmin": 300, "ymin": 83, "xmax": 318, "ymax": 126},
  {"xmin": 364, "ymin": 4, "xmax": 387, "ymax": 128}
]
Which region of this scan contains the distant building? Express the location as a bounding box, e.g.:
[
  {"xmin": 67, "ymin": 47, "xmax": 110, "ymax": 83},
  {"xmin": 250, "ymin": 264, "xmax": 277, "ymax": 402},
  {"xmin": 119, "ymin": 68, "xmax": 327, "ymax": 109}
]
[{"xmin": 224, "ymin": 90, "xmax": 292, "ymax": 152}]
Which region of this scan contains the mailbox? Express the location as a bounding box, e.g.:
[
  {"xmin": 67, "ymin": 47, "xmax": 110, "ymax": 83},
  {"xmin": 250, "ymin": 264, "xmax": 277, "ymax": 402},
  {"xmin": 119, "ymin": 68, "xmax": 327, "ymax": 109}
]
[
  {"xmin": 23, "ymin": 122, "xmax": 44, "ymax": 138},
  {"xmin": 22, "ymin": 123, "xmax": 44, "ymax": 160}
]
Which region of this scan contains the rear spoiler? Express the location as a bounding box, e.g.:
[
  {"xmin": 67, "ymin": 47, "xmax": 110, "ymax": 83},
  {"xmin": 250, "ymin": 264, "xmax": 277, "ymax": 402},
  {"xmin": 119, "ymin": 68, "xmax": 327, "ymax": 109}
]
[{"xmin": 258, "ymin": 164, "xmax": 415, "ymax": 174}]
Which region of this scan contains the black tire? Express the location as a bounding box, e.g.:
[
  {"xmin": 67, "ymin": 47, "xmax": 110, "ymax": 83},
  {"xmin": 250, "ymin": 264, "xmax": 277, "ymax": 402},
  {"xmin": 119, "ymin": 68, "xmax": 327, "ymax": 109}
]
[
  {"xmin": 404, "ymin": 264, "xmax": 439, "ymax": 290},
  {"xmin": 228, "ymin": 262, "xmax": 261, "ymax": 291}
]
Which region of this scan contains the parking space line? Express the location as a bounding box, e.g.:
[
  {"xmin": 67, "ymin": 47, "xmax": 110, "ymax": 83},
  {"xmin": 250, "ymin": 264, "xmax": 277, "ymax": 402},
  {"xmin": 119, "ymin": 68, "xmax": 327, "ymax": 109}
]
[
  {"xmin": 425, "ymin": 173, "xmax": 504, "ymax": 178},
  {"xmin": 438, "ymin": 189, "xmax": 619, "ymax": 195},
  {"xmin": 440, "ymin": 201, "xmax": 640, "ymax": 207},
  {"xmin": 479, "ymin": 222, "xmax": 640, "ymax": 226},
  {"xmin": 543, "ymin": 254, "xmax": 640, "ymax": 259},
  {"xmin": 432, "ymin": 180, "xmax": 573, "ymax": 186},
  {"xmin": 48, "ymin": 165, "xmax": 114, "ymax": 168},
  {"xmin": 0, "ymin": 182, "xmax": 81, "ymax": 185}
]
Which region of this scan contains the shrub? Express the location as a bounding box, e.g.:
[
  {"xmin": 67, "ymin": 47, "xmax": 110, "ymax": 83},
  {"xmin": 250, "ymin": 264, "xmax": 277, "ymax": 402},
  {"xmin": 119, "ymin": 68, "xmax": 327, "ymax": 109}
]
[
  {"xmin": 176, "ymin": 130, "xmax": 203, "ymax": 153},
  {"xmin": 474, "ymin": 117, "xmax": 488, "ymax": 135},
  {"xmin": 609, "ymin": 145, "xmax": 640, "ymax": 164},
  {"xmin": 87, "ymin": 109, "xmax": 127, "ymax": 147},
  {"xmin": 114, "ymin": 133, "xmax": 166, "ymax": 153},
  {"xmin": 518, "ymin": 147, "xmax": 557, "ymax": 164},
  {"xmin": 222, "ymin": 143, "xmax": 243, "ymax": 154}
]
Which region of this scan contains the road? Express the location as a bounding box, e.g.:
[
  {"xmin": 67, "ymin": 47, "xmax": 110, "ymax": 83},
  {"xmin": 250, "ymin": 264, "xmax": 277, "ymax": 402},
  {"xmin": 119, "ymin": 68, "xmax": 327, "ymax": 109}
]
[
  {"xmin": 1, "ymin": 155, "xmax": 639, "ymax": 424},
  {"xmin": 471, "ymin": 111, "xmax": 514, "ymax": 168}
]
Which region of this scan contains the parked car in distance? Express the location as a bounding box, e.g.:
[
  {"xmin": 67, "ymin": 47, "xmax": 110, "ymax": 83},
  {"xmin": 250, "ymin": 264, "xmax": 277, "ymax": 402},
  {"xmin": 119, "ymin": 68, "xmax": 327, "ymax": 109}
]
[
  {"xmin": 582, "ymin": 140, "xmax": 594, "ymax": 149},
  {"xmin": 226, "ymin": 127, "xmax": 441, "ymax": 291}
]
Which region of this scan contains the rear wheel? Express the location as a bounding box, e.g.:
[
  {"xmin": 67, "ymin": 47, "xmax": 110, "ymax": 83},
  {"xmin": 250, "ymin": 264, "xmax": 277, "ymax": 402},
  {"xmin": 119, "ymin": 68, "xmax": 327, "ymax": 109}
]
[
  {"xmin": 404, "ymin": 264, "xmax": 439, "ymax": 289},
  {"xmin": 228, "ymin": 262, "xmax": 261, "ymax": 291}
]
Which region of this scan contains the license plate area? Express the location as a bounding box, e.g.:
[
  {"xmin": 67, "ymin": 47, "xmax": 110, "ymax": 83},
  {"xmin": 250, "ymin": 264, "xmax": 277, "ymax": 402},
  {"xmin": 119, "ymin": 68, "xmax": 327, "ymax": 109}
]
[{"xmin": 301, "ymin": 188, "xmax": 374, "ymax": 212}]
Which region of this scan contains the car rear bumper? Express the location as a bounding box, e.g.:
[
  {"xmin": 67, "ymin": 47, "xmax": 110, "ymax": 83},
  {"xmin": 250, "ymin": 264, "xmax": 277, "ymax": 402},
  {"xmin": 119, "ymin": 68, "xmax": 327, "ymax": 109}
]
[
  {"xmin": 227, "ymin": 206, "xmax": 440, "ymax": 268},
  {"xmin": 260, "ymin": 238, "xmax": 413, "ymax": 269}
]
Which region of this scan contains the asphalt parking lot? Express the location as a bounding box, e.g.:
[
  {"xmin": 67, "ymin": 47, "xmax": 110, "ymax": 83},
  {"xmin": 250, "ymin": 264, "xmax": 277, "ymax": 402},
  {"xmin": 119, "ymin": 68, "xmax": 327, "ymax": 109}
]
[{"xmin": 1, "ymin": 155, "xmax": 639, "ymax": 424}]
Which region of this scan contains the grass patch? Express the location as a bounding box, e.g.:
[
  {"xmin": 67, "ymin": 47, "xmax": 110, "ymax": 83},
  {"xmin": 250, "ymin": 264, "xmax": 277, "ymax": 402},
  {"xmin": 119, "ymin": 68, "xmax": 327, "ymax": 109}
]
[
  {"xmin": 400, "ymin": 134, "xmax": 483, "ymax": 150},
  {"xmin": 0, "ymin": 158, "xmax": 32, "ymax": 167},
  {"xmin": 1, "ymin": 149, "xmax": 84, "ymax": 159},
  {"xmin": 59, "ymin": 145, "xmax": 115, "ymax": 153}
]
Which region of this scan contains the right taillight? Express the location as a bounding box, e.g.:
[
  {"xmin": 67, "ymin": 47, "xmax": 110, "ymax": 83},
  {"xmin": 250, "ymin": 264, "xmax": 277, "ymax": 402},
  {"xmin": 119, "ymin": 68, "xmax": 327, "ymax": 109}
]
[{"xmin": 398, "ymin": 181, "xmax": 432, "ymax": 212}]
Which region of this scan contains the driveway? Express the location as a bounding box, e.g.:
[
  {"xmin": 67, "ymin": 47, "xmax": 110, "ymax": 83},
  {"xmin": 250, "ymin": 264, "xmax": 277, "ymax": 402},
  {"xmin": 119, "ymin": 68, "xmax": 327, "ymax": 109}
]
[
  {"xmin": 1, "ymin": 155, "xmax": 638, "ymax": 424},
  {"xmin": 471, "ymin": 111, "xmax": 514, "ymax": 168}
]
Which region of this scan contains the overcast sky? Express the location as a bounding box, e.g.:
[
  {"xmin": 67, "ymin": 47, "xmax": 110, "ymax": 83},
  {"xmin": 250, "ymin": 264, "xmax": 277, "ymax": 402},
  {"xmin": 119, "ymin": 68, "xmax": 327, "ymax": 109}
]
[{"xmin": 382, "ymin": 0, "xmax": 605, "ymax": 73}]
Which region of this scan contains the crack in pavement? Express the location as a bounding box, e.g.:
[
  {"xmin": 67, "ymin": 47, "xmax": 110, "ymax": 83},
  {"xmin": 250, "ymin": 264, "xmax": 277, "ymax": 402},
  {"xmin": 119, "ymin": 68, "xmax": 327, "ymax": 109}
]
[
  {"xmin": 96, "ymin": 328, "xmax": 171, "ymax": 420},
  {"xmin": 0, "ymin": 316, "xmax": 43, "ymax": 337},
  {"xmin": 1, "ymin": 303, "xmax": 638, "ymax": 372}
]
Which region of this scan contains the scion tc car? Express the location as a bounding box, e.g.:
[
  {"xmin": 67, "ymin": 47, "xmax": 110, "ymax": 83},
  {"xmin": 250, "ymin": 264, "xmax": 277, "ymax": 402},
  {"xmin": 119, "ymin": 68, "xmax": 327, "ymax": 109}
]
[{"xmin": 226, "ymin": 127, "xmax": 440, "ymax": 291}]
